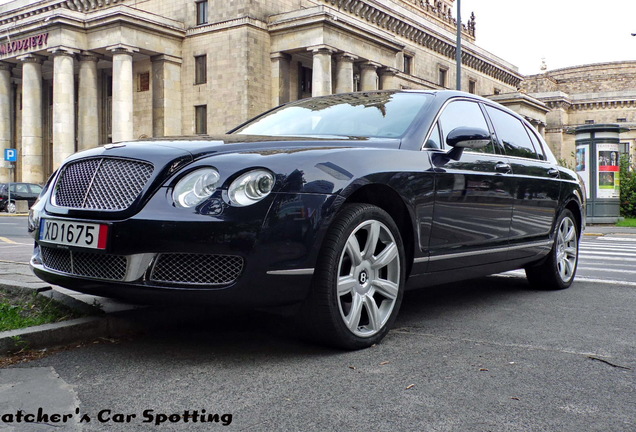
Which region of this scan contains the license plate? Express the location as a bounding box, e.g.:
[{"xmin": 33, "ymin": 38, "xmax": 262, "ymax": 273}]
[{"xmin": 39, "ymin": 219, "xmax": 108, "ymax": 250}]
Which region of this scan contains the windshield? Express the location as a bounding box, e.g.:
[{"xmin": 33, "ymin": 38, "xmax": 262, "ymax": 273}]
[{"xmin": 233, "ymin": 92, "xmax": 431, "ymax": 139}]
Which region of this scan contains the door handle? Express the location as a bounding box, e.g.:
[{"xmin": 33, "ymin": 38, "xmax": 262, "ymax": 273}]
[
  {"xmin": 495, "ymin": 162, "xmax": 512, "ymax": 174},
  {"xmin": 547, "ymin": 168, "xmax": 560, "ymax": 178}
]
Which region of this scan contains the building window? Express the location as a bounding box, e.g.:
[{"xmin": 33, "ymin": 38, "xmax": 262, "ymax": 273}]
[
  {"xmin": 196, "ymin": 0, "xmax": 208, "ymax": 25},
  {"xmin": 493, "ymin": 88, "xmax": 501, "ymax": 95},
  {"xmin": 403, "ymin": 55, "xmax": 413, "ymax": 75},
  {"xmin": 585, "ymin": 120, "xmax": 595, "ymax": 125},
  {"xmin": 300, "ymin": 66, "xmax": 312, "ymax": 96},
  {"xmin": 195, "ymin": 55, "xmax": 207, "ymax": 85},
  {"xmin": 195, "ymin": 105, "xmax": 207, "ymax": 135},
  {"xmin": 137, "ymin": 72, "xmax": 150, "ymax": 92},
  {"xmin": 617, "ymin": 118, "xmax": 627, "ymax": 123},
  {"xmin": 468, "ymin": 79, "xmax": 476, "ymax": 94},
  {"xmin": 619, "ymin": 142, "xmax": 630, "ymax": 165},
  {"xmin": 438, "ymin": 68, "xmax": 447, "ymax": 88}
]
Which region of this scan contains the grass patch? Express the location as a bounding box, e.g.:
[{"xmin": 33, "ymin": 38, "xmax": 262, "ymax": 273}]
[
  {"xmin": 0, "ymin": 289, "xmax": 83, "ymax": 332},
  {"xmin": 616, "ymin": 218, "xmax": 636, "ymax": 227}
]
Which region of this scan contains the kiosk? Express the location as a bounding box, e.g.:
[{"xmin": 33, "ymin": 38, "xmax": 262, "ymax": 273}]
[{"xmin": 574, "ymin": 124, "xmax": 627, "ymax": 223}]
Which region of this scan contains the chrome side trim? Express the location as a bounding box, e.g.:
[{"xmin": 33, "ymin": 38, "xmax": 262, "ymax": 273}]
[
  {"xmin": 266, "ymin": 268, "xmax": 315, "ymax": 276},
  {"xmin": 428, "ymin": 240, "xmax": 552, "ymax": 262}
]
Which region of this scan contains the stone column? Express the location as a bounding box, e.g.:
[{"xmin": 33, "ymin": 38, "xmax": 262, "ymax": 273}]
[
  {"xmin": 0, "ymin": 62, "xmax": 12, "ymax": 183},
  {"xmin": 334, "ymin": 53, "xmax": 358, "ymax": 94},
  {"xmin": 310, "ymin": 46, "xmax": 335, "ymax": 97},
  {"xmin": 50, "ymin": 47, "xmax": 77, "ymax": 170},
  {"xmin": 18, "ymin": 54, "xmax": 44, "ymax": 184},
  {"xmin": 152, "ymin": 54, "xmax": 182, "ymax": 137},
  {"xmin": 78, "ymin": 52, "xmax": 100, "ymax": 151},
  {"xmin": 379, "ymin": 67, "xmax": 399, "ymax": 90},
  {"xmin": 270, "ymin": 52, "xmax": 291, "ymax": 106},
  {"xmin": 359, "ymin": 62, "xmax": 380, "ymax": 91},
  {"xmin": 108, "ymin": 45, "xmax": 137, "ymax": 143}
]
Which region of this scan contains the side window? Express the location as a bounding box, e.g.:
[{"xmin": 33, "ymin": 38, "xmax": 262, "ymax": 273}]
[
  {"xmin": 29, "ymin": 184, "xmax": 43, "ymax": 194},
  {"xmin": 15, "ymin": 184, "xmax": 29, "ymax": 193},
  {"xmin": 424, "ymin": 123, "xmax": 441, "ymax": 149},
  {"xmin": 485, "ymin": 105, "xmax": 540, "ymax": 160},
  {"xmin": 438, "ymin": 100, "xmax": 496, "ymax": 154},
  {"xmin": 524, "ymin": 125, "xmax": 546, "ymax": 160}
]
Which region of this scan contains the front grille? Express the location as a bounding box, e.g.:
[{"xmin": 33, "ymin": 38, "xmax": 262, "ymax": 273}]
[
  {"xmin": 41, "ymin": 246, "xmax": 127, "ymax": 281},
  {"xmin": 150, "ymin": 253, "xmax": 244, "ymax": 285},
  {"xmin": 53, "ymin": 158, "xmax": 154, "ymax": 210}
]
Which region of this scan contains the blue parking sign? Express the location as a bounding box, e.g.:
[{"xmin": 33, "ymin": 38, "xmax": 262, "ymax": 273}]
[{"xmin": 4, "ymin": 148, "xmax": 17, "ymax": 162}]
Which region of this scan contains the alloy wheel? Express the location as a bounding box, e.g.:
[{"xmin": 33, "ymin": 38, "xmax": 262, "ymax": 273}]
[
  {"xmin": 336, "ymin": 219, "xmax": 401, "ymax": 338},
  {"xmin": 555, "ymin": 216, "xmax": 577, "ymax": 283}
]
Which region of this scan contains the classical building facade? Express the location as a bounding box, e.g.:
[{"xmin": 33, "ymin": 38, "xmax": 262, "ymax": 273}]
[
  {"xmin": 522, "ymin": 61, "xmax": 636, "ymax": 166},
  {"xmin": 1, "ymin": 0, "xmax": 525, "ymax": 183}
]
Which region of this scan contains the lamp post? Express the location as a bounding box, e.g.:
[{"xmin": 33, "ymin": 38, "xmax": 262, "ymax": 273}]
[{"xmin": 456, "ymin": 0, "xmax": 462, "ymax": 90}]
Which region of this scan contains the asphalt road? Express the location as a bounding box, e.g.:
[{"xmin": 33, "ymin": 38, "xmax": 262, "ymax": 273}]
[
  {"xmin": 0, "ymin": 216, "xmax": 635, "ymax": 431},
  {"xmin": 0, "ymin": 215, "xmax": 32, "ymax": 263}
]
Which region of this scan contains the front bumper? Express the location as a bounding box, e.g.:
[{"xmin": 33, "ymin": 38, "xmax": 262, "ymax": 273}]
[{"xmin": 31, "ymin": 191, "xmax": 338, "ymax": 306}]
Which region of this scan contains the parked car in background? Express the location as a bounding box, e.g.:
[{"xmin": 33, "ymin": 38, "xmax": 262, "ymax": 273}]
[
  {"xmin": 29, "ymin": 90, "xmax": 585, "ymax": 349},
  {"xmin": 0, "ymin": 182, "xmax": 43, "ymax": 213}
]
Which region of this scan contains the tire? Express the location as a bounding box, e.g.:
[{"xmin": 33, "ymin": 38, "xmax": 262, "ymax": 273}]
[
  {"xmin": 302, "ymin": 203, "xmax": 405, "ymax": 350},
  {"xmin": 6, "ymin": 201, "xmax": 16, "ymax": 214},
  {"xmin": 525, "ymin": 209, "xmax": 579, "ymax": 290}
]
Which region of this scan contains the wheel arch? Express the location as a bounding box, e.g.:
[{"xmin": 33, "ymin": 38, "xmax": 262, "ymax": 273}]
[
  {"xmin": 564, "ymin": 197, "xmax": 584, "ymax": 239},
  {"xmin": 342, "ymin": 184, "xmax": 415, "ymax": 277}
]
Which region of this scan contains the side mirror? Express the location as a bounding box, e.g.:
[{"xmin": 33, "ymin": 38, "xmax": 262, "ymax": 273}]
[
  {"xmin": 446, "ymin": 127, "xmax": 491, "ymax": 149},
  {"xmin": 432, "ymin": 127, "xmax": 491, "ymax": 167}
]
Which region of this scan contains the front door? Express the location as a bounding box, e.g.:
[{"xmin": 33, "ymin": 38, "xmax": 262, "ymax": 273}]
[{"xmin": 427, "ymin": 99, "xmax": 515, "ymax": 271}]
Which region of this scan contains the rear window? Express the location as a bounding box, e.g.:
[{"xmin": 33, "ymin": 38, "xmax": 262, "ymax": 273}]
[{"xmin": 485, "ymin": 105, "xmax": 540, "ymax": 160}]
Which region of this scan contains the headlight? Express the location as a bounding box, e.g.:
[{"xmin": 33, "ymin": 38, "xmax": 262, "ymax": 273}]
[
  {"xmin": 228, "ymin": 169, "xmax": 275, "ymax": 207},
  {"xmin": 173, "ymin": 168, "xmax": 220, "ymax": 208}
]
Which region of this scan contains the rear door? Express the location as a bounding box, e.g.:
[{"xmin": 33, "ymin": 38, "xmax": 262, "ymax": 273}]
[
  {"xmin": 427, "ymin": 99, "xmax": 515, "ymax": 271},
  {"xmin": 483, "ymin": 105, "xmax": 560, "ymax": 256}
]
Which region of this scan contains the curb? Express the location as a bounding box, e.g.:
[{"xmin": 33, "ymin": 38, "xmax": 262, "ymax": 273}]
[
  {"xmin": 0, "ymin": 280, "xmax": 146, "ymax": 356},
  {"xmin": 0, "ymin": 313, "xmax": 144, "ymax": 355}
]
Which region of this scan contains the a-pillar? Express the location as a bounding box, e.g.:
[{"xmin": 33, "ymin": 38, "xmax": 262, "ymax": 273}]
[
  {"xmin": 152, "ymin": 54, "xmax": 182, "ymax": 137},
  {"xmin": 379, "ymin": 67, "xmax": 399, "ymax": 90},
  {"xmin": 18, "ymin": 54, "xmax": 44, "ymax": 183},
  {"xmin": 270, "ymin": 52, "xmax": 291, "ymax": 106},
  {"xmin": 0, "ymin": 62, "xmax": 12, "ymax": 183},
  {"xmin": 359, "ymin": 62, "xmax": 380, "ymax": 91},
  {"xmin": 310, "ymin": 46, "xmax": 336, "ymax": 97},
  {"xmin": 108, "ymin": 45, "xmax": 137, "ymax": 143},
  {"xmin": 334, "ymin": 53, "xmax": 358, "ymax": 93},
  {"xmin": 50, "ymin": 47, "xmax": 78, "ymax": 170},
  {"xmin": 78, "ymin": 52, "xmax": 100, "ymax": 151}
]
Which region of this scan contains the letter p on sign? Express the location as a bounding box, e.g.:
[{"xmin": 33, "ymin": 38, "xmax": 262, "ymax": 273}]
[{"xmin": 4, "ymin": 149, "xmax": 17, "ymax": 162}]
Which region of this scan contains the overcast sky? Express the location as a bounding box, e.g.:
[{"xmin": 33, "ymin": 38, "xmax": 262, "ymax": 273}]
[{"xmin": 461, "ymin": 0, "xmax": 636, "ymax": 75}]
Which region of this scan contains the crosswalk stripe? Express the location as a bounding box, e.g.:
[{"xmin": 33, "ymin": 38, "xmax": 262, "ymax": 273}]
[
  {"xmin": 592, "ymin": 237, "xmax": 636, "ymax": 242},
  {"xmin": 496, "ymin": 270, "xmax": 636, "ymax": 287},
  {"xmin": 578, "ymin": 251, "xmax": 636, "ymax": 257},
  {"xmin": 580, "ymin": 267, "xmax": 636, "ymax": 275},
  {"xmin": 579, "ymin": 256, "xmax": 635, "ymax": 262}
]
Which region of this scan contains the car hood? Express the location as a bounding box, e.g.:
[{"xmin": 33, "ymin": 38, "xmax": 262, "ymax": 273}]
[{"xmin": 67, "ymin": 134, "xmax": 401, "ymax": 163}]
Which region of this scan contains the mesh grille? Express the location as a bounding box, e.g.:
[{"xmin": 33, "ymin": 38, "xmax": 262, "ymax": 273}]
[
  {"xmin": 150, "ymin": 253, "xmax": 244, "ymax": 285},
  {"xmin": 41, "ymin": 247, "xmax": 72, "ymax": 274},
  {"xmin": 41, "ymin": 246, "xmax": 127, "ymax": 281},
  {"xmin": 54, "ymin": 158, "xmax": 153, "ymax": 210}
]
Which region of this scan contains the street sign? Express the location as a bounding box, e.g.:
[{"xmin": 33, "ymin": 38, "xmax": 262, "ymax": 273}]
[{"xmin": 4, "ymin": 148, "xmax": 17, "ymax": 162}]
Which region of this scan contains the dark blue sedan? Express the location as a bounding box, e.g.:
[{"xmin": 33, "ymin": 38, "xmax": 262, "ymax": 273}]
[{"xmin": 29, "ymin": 90, "xmax": 585, "ymax": 349}]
